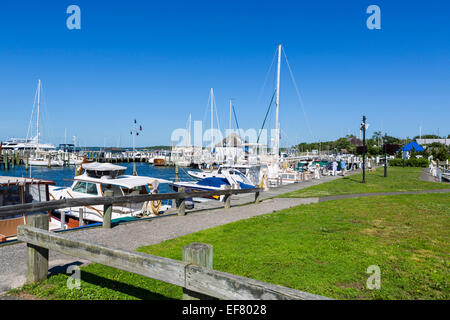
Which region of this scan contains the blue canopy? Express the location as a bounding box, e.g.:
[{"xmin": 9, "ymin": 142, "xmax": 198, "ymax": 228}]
[{"xmin": 401, "ymin": 141, "xmax": 424, "ymax": 152}]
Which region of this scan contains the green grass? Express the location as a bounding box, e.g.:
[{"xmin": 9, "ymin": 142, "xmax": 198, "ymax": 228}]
[
  {"xmin": 10, "ymin": 193, "xmax": 450, "ymax": 300},
  {"xmin": 279, "ymin": 167, "xmax": 449, "ymax": 198}
]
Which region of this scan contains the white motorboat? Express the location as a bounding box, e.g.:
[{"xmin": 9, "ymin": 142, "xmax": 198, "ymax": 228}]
[
  {"xmin": 48, "ymin": 162, "xmax": 171, "ymax": 225},
  {"xmin": 29, "ymin": 153, "xmax": 64, "ymax": 167},
  {"xmin": 187, "ymin": 164, "xmax": 264, "ymax": 186},
  {"xmin": 170, "ymin": 168, "xmax": 255, "ymax": 203},
  {"xmin": 0, "ymin": 137, "xmax": 57, "ymax": 152}
]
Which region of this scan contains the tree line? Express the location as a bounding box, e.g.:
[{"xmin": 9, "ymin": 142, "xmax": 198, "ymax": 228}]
[{"xmin": 294, "ymin": 132, "xmax": 449, "ymax": 161}]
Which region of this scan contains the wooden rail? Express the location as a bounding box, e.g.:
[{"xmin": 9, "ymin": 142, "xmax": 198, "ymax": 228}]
[
  {"xmin": 0, "ymin": 187, "xmax": 262, "ymax": 228},
  {"xmin": 17, "ymin": 215, "xmax": 330, "ymax": 300}
]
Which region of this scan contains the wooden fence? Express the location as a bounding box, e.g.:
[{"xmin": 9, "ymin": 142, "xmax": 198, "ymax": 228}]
[
  {"xmin": 0, "ymin": 187, "xmax": 262, "ymax": 228},
  {"xmin": 3, "ymin": 187, "xmax": 331, "ymax": 299},
  {"xmin": 17, "ymin": 213, "xmax": 330, "ymax": 300}
]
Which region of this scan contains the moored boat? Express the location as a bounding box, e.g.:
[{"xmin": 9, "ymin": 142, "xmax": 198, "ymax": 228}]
[{"xmin": 48, "ymin": 162, "xmax": 171, "ymax": 226}]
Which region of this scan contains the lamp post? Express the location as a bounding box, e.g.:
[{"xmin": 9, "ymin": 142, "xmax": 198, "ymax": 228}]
[
  {"xmin": 360, "ymin": 116, "xmax": 368, "ymax": 183},
  {"xmin": 384, "ymin": 133, "xmax": 388, "ymax": 177}
]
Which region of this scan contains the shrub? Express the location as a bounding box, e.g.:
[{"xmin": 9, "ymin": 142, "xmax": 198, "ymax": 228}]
[{"xmin": 389, "ymin": 158, "xmax": 429, "ymax": 167}]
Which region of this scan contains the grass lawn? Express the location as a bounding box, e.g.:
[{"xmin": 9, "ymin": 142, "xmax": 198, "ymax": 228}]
[
  {"xmin": 10, "ymin": 193, "xmax": 450, "ymax": 300},
  {"xmin": 279, "ymin": 167, "xmax": 449, "ymax": 198}
]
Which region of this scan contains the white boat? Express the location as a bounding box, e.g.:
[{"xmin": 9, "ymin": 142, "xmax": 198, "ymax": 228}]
[
  {"xmin": 0, "ymin": 137, "xmax": 56, "ymax": 152},
  {"xmin": 187, "ymin": 164, "xmax": 264, "ymax": 186},
  {"xmin": 48, "ymin": 162, "xmax": 171, "ymax": 225},
  {"xmin": 170, "ymin": 168, "xmax": 255, "ymax": 203},
  {"xmin": 4, "ymin": 79, "xmax": 58, "ymax": 154},
  {"xmin": 28, "ymin": 152, "xmax": 64, "ymax": 167}
]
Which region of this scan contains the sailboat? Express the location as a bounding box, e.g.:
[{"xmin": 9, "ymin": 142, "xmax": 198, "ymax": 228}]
[{"xmin": 26, "ymin": 79, "xmax": 63, "ymax": 167}]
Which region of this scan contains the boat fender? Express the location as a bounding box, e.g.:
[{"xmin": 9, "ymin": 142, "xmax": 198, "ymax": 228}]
[
  {"xmin": 148, "ymin": 190, "xmax": 162, "ymax": 215},
  {"xmin": 150, "ymin": 200, "xmax": 162, "ymax": 215}
]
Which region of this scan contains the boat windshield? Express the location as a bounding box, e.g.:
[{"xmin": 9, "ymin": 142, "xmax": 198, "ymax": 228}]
[
  {"xmin": 72, "ymin": 181, "xmax": 99, "ymax": 196},
  {"xmin": 231, "ymin": 170, "xmax": 253, "ymax": 185}
]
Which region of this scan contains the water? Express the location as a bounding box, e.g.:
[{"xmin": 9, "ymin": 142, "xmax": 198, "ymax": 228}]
[{"xmin": 0, "ymin": 162, "xmax": 195, "ymax": 194}]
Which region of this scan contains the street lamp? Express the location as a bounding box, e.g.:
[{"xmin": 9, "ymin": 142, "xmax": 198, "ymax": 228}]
[
  {"xmin": 383, "ymin": 133, "xmax": 388, "ymax": 177},
  {"xmin": 360, "ymin": 116, "xmax": 369, "ymax": 183}
]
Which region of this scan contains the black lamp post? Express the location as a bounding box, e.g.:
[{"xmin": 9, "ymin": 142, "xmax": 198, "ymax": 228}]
[
  {"xmin": 384, "ymin": 133, "xmax": 388, "ymax": 177},
  {"xmin": 360, "ymin": 116, "xmax": 367, "ymax": 183}
]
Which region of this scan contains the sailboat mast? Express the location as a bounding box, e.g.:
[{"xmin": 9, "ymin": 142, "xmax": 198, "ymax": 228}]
[
  {"xmin": 210, "ymin": 88, "xmax": 214, "ymax": 153},
  {"xmin": 188, "ymin": 113, "xmax": 192, "ymax": 146},
  {"xmin": 36, "ymin": 79, "xmax": 41, "ymax": 152},
  {"xmin": 229, "ymin": 99, "xmax": 232, "ymax": 133},
  {"xmin": 274, "ymin": 44, "xmax": 281, "ymax": 157}
]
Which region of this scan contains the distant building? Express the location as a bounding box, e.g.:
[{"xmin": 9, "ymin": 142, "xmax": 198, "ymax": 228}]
[{"xmin": 416, "ymin": 139, "xmax": 450, "ymax": 146}]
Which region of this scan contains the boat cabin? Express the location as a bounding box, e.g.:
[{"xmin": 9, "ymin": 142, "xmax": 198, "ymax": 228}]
[{"xmin": 0, "ymin": 176, "xmax": 55, "ymax": 242}]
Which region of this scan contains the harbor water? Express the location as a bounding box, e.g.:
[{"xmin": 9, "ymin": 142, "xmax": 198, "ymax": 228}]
[{"xmin": 0, "ymin": 162, "xmax": 194, "ymax": 195}]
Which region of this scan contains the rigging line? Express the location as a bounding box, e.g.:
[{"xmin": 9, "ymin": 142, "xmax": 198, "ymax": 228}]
[
  {"xmin": 280, "ymin": 127, "xmax": 290, "ymax": 149},
  {"xmin": 282, "ymin": 47, "xmax": 315, "ymax": 141},
  {"xmin": 257, "ymin": 89, "xmax": 276, "ymax": 143},
  {"xmin": 232, "ymin": 104, "xmax": 240, "ymax": 135},
  {"xmin": 39, "ymin": 84, "xmax": 53, "ymax": 144},
  {"xmin": 211, "ymin": 93, "xmax": 222, "ymax": 147},
  {"xmin": 27, "ymin": 83, "xmax": 39, "ymax": 141},
  {"xmin": 213, "ymin": 95, "xmax": 221, "ymax": 136},
  {"xmin": 256, "ymin": 47, "xmax": 278, "ymax": 107},
  {"xmin": 202, "ymin": 92, "xmax": 211, "ymax": 129}
]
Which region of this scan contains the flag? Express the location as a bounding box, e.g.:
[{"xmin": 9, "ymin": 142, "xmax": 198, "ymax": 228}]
[
  {"xmin": 139, "ymin": 125, "xmax": 142, "ymax": 131},
  {"xmin": 134, "ymin": 119, "xmax": 136, "ymax": 124}
]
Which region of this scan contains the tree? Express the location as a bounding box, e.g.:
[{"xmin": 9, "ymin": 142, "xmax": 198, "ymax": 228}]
[
  {"xmin": 372, "ymin": 131, "xmax": 383, "ymax": 145},
  {"xmin": 427, "ymin": 143, "xmax": 449, "ymax": 161}
]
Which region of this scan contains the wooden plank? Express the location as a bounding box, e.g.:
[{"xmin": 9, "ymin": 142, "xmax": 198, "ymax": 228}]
[
  {"xmin": 0, "ymin": 188, "xmax": 261, "ymax": 218},
  {"xmin": 185, "ymin": 264, "xmax": 331, "ymax": 300},
  {"xmin": 17, "ymin": 226, "xmax": 330, "ymax": 300},
  {"xmin": 17, "ymin": 225, "xmax": 187, "ymax": 287}
]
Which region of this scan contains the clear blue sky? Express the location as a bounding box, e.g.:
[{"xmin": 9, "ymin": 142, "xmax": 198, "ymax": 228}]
[{"xmin": 0, "ymin": 0, "xmax": 449, "ymax": 147}]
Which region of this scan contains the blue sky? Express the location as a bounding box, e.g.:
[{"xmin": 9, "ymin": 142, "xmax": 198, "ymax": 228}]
[{"xmin": 0, "ymin": 0, "xmax": 449, "ymax": 147}]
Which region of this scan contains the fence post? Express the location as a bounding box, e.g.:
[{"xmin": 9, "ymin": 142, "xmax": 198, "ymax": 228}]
[
  {"xmin": 223, "ymin": 185, "xmax": 231, "ymax": 209},
  {"xmin": 103, "ymin": 190, "xmax": 114, "ymax": 228},
  {"xmin": 255, "ymin": 189, "xmax": 261, "ymax": 204},
  {"xmin": 177, "ymin": 187, "xmax": 186, "ymax": 216},
  {"xmin": 79, "ymin": 208, "xmax": 84, "ymax": 226},
  {"xmin": 182, "ymin": 243, "xmax": 214, "ymax": 300},
  {"xmin": 60, "ymin": 210, "xmax": 66, "ymax": 230},
  {"xmin": 26, "ymin": 213, "xmax": 49, "ymax": 284}
]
